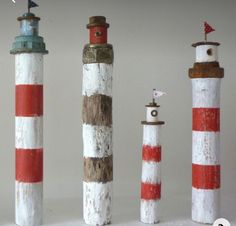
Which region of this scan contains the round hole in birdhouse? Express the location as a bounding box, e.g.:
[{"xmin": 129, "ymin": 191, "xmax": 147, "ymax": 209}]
[
  {"xmin": 95, "ymin": 31, "xmax": 102, "ymax": 37},
  {"xmin": 151, "ymin": 110, "xmax": 158, "ymax": 117},
  {"xmin": 207, "ymin": 48, "xmax": 213, "ymax": 56}
]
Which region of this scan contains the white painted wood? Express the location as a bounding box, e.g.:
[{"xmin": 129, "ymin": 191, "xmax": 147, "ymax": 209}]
[
  {"xmin": 83, "ymin": 124, "xmax": 112, "ymax": 158},
  {"xmin": 15, "ymin": 116, "xmax": 43, "ymax": 149},
  {"xmin": 192, "ymin": 78, "xmax": 221, "ymax": 108},
  {"xmin": 83, "ymin": 63, "xmax": 113, "ymax": 97},
  {"xmin": 195, "ymin": 45, "xmax": 218, "ymax": 62},
  {"xmin": 192, "ymin": 131, "xmax": 220, "ymax": 165},
  {"xmin": 15, "ymin": 53, "xmax": 43, "ymax": 85},
  {"xmin": 143, "ymin": 125, "xmax": 160, "ymax": 146},
  {"xmin": 192, "ymin": 187, "xmax": 220, "ymax": 224},
  {"xmin": 141, "ymin": 161, "xmax": 161, "ymax": 184},
  {"xmin": 146, "ymin": 106, "xmax": 158, "ymax": 123},
  {"xmin": 83, "ymin": 181, "xmax": 112, "ymax": 226},
  {"xmin": 140, "ymin": 199, "xmax": 160, "ymax": 224},
  {"xmin": 15, "ymin": 181, "xmax": 43, "ymax": 226}
]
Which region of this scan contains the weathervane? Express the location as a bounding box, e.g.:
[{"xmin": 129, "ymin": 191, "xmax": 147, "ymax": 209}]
[
  {"xmin": 12, "ymin": 0, "xmax": 39, "ymax": 13},
  {"xmin": 152, "ymin": 89, "xmax": 166, "ymax": 104},
  {"xmin": 204, "ymin": 22, "xmax": 215, "ymax": 42},
  {"xmin": 28, "ymin": 0, "xmax": 38, "ymax": 13}
]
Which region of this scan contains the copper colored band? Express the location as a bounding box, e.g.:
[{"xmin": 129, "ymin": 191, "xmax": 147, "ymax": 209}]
[
  {"xmin": 189, "ymin": 62, "xmax": 224, "ymax": 79},
  {"xmin": 83, "ymin": 44, "xmax": 113, "ymax": 64},
  {"xmin": 84, "ymin": 156, "xmax": 113, "ymax": 183}
]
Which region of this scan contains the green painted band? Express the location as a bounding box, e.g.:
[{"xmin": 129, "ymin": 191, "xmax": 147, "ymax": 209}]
[{"xmin": 10, "ymin": 35, "xmax": 48, "ymax": 54}]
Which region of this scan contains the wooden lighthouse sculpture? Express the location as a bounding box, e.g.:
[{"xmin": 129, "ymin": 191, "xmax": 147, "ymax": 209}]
[
  {"xmin": 140, "ymin": 90, "xmax": 165, "ymax": 224},
  {"xmin": 11, "ymin": 1, "xmax": 48, "ymax": 225},
  {"xmin": 189, "ymin": 22, "xmax": 224, "ymax": 224},
  {"xmin": 82, "ymin": 16, "xmax": 114, "ymax": 225}
]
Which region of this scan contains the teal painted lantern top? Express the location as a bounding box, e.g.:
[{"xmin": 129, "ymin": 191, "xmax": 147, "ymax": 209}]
[{"xmin": 10, "ymin": 13, "xmax": 48, "ymax": 55}]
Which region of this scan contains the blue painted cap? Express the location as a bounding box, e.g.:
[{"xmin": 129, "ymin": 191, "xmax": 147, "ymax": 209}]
[{"xmin": 10, "ymin": 13, "xmax": 48, "ymax": 54}]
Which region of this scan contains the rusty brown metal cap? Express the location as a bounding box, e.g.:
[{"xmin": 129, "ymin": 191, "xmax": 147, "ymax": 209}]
[
  {"xmin": 145, "ymin": 102, "xmax": 160, "ymax": 107},
  {"xmin": 87, "ymin": 16, "xmax": 109, "ymax": 28},
  {"xmin": 192, "ymin": 41, "xmax": 220, "ymax": 47},
  {"xmin": 17, "ymin": 12, "xmax": 40, "ymax": 21}
]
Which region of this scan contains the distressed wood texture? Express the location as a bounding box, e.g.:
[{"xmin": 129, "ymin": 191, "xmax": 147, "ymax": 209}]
[
  {"xmin": 190, "ymin": 45, "xmax": 223, "ymax": 224},
  {"xmin": 83, "ymin": 40, "xmax": 113, "ymax": 225},
  {"xmin": 189, "ymin": 62, "xmax": 224, "ymax": 79},
  {"xmin": 82, "ymin": 94, "xmax": 112, "ymax": 126},
  {"xmin": 15, "ymin": 52, "xmax": 44, "ymax": 226},
  {"xmin": 84, "ymin": 156, "xmax": 113, "ymax": 182},
  {"xmin": 141, "ymin": 125, "xmax": 162, "ymax": 224}
]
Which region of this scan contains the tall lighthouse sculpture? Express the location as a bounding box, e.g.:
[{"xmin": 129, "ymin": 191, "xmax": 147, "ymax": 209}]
[
  {"xmin": 82, "ymin": 16, "xmax": 114, "ymax": 225},
  {"xmin": 189, "ymin": 22, "xmax": 224, "ymax": 224},
  {"xmin": 140, "ymin": 90, "xmax": 165, "ymax": 224},
  {"xmin": 11, "ymin": 1, "xmax": 48, "ymax": 225}
]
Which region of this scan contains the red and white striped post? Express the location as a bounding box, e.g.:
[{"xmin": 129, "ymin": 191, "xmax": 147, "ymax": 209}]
[
  {"xmin": 140, "ymin": 91, "xmax": 165, "ymax": 224},
  {"xmin": 189, "ymin": 39, "xmax": 224, "ymax": 223},
  {"xmin": 11, "ymin": 10, "xmax": 48, "ymax": 226}
]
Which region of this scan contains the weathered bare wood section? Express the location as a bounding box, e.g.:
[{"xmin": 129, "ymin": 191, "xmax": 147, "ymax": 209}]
[
  {"xmin": 84, "ymin": 156, "xmax": 113, "ymax": 182},
  {"xmin": 82, "ymin": 16, "xmax": 114, "ymax": 226},
  {"xmin": 83, "ymin": 95, "xmax": 112, "ymax": 126},
  {"xmin": 189, "ymin": 62, "xmax": 224, "ymax": 79}
]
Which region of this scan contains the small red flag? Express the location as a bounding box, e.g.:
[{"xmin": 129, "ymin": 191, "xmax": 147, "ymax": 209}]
[{"xmin": 204, "ymin": 22, "xmax": 215, "ymax": 34}]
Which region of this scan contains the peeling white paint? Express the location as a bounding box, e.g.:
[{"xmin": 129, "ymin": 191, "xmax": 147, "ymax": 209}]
[
  {"xmin": 192, "ymin": 131, "xmax": 220, "ymax": 165},
  {"xmin": 143, "ymin": 125, "xmax": 160, "ymax": 146},
  {"xmin": 15, "ymin": 116, "xmax": 43, "ymax": 149},
  {"xmin": 83, "ymin": 124, "xmax": 112, "ymax": 158},
  {"xmin": 192, "ymin": 188, "xmax": 220, "ymax": 224},
  {"xmin": 192, "ymin": 78, "xmax": 221, "ymax": 108},
  {"xmin": 83, "ymin": 63, "xmax": 113, "ymax": 97},
  {"xmin": 195, "ymin": 45, "xmax": 218, "ymax": 62},
  {"xmin": 142, "ymin": 161, "xmax": 161, "ymax": 184},
  {"xmin": 191, "ymin": 76, "xmax": 221, "ymax": 223},
  {"xmin": 15, "ymin": 181, "xmax": 43, "ymax": 226},
  {"xmin": 140, "ymin": 199, "xmax": 160, "ymax": 224},
  {"xmin": 15, "ymin": 53, "xmax": 43, "ymax": 85},
  {"xmin": 83, "ymin": 181, "xmax": 112, "ymax": 226}
]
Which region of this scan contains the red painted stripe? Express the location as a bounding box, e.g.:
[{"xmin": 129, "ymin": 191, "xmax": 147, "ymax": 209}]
[
  {"xmin": 192, "ymin": 164, "xmax": 220, "ymax": 189},
  {"xmin": 16, "ymin": 85, "xmax": 43, "ymax": 117},
  {"xmin": 192, "ymin": 108, "xmax": 220, "ymax": 132},
  {"xmin": 142, "ymin": 145, "xmax": 161, "ymax": 162},
  {"xmin": 16, "ymin": 149, "xmax": 43, "ymax": 183},
  {"xmin": 90, "ymin": 26, "xmax": 107, "ymax": 44},
  {"xmin": 141, "ymin": 182, "xmax": 161, "ymax": 200}
]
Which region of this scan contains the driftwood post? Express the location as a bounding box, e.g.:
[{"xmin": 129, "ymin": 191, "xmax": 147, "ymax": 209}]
[
  {"xmin": 11, "ymin": 10, "xmax": 48, "ymax": 226},
  {"xmin": 140, "ymin": 93, "xmax": 164, "ymax": 224},
  {"xmin": 82, "ymin": 16, "xmax": 114, "ymax": 225},
  {"xmin": 189, "ymin": 41, "xmax": 224, "ymax": 224}
]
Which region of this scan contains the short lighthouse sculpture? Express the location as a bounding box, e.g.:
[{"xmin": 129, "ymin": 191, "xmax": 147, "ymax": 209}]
[
  {"xmin": 189, "ymin": 22, "xmax": 224, "ymax": 224},
  {"xmin": 11, "ymin": 1, "xmax": 48, "ymax": 225},
  {"xmin": 82, "ymin": 16, "xmax": 114, "ymax": 225},
  {"xmin": 140, "ymin": 90, "xmax": 165, "ymax": 224}
]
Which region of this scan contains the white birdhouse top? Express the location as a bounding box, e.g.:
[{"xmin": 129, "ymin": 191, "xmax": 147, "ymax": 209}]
[
  {"xmin": 141, "ymin": 90, "xmax": 165, "ymax": 126},
  {"xmin": 192, "ymin": 42, "xmax": 220, "ymax": 63}
]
